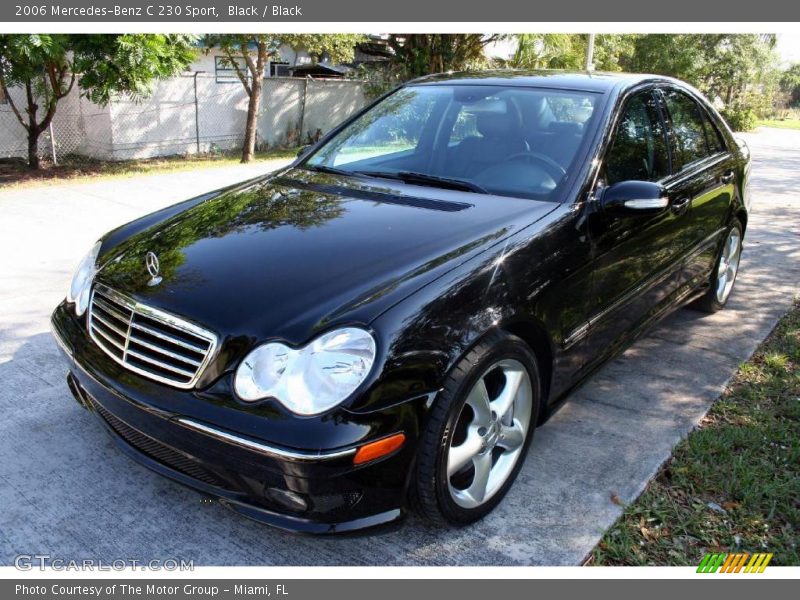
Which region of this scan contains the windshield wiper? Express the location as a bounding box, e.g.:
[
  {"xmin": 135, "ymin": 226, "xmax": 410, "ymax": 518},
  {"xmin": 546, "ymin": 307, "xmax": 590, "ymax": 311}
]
[
  {"xmin": 355, "ymin": 170, "xmax": 488, "ymax": 194},
  {"xmin": 304, "ymin": 164, "xmax": 354, "ymax": 177}
]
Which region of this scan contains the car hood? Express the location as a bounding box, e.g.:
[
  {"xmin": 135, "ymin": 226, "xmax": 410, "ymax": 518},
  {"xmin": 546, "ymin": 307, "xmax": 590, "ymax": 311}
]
[{"xmin": 96, "ymin": 168, "xmax": 555, "ymax": 346}]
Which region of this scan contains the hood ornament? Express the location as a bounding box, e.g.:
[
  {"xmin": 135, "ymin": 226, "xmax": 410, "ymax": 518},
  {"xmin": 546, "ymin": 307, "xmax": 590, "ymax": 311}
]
[{"xmin": 145, "ymin": 251, "xmax": 162, "ymax": 287}]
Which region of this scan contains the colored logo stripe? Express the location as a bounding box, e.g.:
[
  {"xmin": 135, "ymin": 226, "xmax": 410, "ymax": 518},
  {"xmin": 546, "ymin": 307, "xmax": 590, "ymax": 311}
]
[{"xmin": 697, "ymin": 553, "xmax": 773, "ymax": 573}]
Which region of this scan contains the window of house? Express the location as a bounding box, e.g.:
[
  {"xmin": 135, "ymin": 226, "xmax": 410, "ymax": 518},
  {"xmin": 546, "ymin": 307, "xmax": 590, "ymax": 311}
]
[
  {"xmin": 663, "ymin": 89, "xmax": 713, "ymax": 170},
  {"xmin": 270, "ymin": 61, "xmax": 291, "ymax": 77},
  {"xmin": 605, "ymin": 90, "xmax": 670, "ymax": 185},
  {"xmin": 215, "ymin": 56, "xmax": 248, "ymax": 84}
]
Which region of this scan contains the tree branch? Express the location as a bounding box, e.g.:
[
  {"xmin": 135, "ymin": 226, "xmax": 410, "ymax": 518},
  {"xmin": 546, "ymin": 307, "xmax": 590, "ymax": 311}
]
[
  {"xmin": 0, "ymin": 65, "xmax": 28, "ymax": 131},
  {"xmin": 224, "ymin": 46, "xmax": 251, "ymax": 96}
]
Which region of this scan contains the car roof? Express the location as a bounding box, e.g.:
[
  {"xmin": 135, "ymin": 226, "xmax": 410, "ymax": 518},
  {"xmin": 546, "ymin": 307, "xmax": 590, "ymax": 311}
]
[{"xmin": 407, "ymin": 69, "xmax": 677, "ymax": 94}]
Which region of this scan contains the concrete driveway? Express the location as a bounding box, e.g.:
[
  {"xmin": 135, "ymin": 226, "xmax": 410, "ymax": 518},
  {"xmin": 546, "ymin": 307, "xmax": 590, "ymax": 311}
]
[{"xmin": 1, "ymin": 130, "xmax": 798, "ymax": 566}]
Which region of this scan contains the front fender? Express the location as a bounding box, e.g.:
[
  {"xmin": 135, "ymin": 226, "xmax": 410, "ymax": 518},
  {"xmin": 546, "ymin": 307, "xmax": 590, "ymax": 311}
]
[{"xmin": 348, "ymin": 239, "xmax": 527, "ymax": 414}]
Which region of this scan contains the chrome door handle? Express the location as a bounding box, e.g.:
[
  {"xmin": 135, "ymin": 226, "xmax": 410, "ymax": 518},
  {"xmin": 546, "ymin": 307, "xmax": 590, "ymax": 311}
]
[
  {"xmin": 720, "ymin": 170, "xmax": 735, "ymax": 184},
  {"xmin": 671, "ymin": 197, "xmax": 691, "ymax": 212}
]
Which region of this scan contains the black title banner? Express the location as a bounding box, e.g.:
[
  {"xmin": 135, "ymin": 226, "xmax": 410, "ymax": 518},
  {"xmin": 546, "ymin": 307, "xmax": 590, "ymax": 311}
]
[{"xmin": 3, "ymin": 0, "xmax": 800, "ymax": 22}]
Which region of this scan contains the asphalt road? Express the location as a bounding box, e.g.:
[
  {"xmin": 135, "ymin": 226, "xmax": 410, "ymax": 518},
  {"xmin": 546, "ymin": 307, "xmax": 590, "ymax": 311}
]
[{"xmin": 1, "ymin": 130, "xmax": 798, "ymax": 566}]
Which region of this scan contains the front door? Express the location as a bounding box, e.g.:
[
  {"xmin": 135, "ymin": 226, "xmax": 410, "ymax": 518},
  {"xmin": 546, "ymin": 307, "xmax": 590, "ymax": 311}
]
[{"xmin": 582, "ymin": 88, "xmax": 687, "ymax": 366}]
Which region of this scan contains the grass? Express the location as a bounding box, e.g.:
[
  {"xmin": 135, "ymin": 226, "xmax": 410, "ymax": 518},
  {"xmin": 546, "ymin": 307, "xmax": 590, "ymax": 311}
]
[
  {"xmin": 592, "ymin": 301, "xmax": 800, "ymax": 566},
  {"xmin": 757, "ymin": 119, "xmax": 800, "ymax": 130},
  {"xmin": 0, "ymin": 147, "xmax": 299, "ymax": 189}
]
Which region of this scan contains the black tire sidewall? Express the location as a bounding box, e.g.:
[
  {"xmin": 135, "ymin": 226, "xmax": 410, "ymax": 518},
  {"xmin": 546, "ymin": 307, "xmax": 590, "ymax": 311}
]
[
  {"xmin": 422, "ymin": 333, "xmax": 541, "ymax": 524},
  {"xmin": 706, "ymin": 221, "xmax": 744, "ymax": 311}
]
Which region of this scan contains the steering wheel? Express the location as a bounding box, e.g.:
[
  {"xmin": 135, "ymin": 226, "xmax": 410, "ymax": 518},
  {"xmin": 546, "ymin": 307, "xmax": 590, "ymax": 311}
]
[{"xmin": 502, "ymin": 152, "xmax": 567, "ymax": 181}]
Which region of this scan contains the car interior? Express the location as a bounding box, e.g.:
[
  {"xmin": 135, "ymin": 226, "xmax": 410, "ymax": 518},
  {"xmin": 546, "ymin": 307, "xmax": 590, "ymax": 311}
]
[{"xmin": 306, "ymin": 85, "xmax": 600, "ymax": 201}]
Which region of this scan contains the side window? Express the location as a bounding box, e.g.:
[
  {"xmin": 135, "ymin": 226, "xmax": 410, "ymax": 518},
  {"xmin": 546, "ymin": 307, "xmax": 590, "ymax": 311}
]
[
  {"xmin": 663, "ymin": 89, "xmax": 712, "ymax": 170},
  {"xmin": 701, "ymin": 112, "xmax": 727, "ymax": 154},
  {"xmin": 605, "ymin": 91, "xmax": 670, "ymax": 185}
]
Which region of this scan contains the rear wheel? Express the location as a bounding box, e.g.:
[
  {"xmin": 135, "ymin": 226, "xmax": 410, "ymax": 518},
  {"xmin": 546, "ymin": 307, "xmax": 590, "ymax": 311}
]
[
  {"xmin": 411, "ymin": 332, "xmax": 541, "ymax": 526},
  {"xmin": 693, "ymin": 221, "xmax": 743, "ymax": 313}
]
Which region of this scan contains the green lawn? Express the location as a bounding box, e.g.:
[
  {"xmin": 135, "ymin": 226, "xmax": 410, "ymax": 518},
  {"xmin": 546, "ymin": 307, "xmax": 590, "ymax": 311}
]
[
  {"xmin": 0, "ymin": 147, "xmax": 299, "ymax": 189},
  {"xmin": 592, "ymin": 301, "xmax": 800, "ymax": 566},
  {"xmin": 757, "ymin": 119, "xmax": 800, "ymax": 130}
]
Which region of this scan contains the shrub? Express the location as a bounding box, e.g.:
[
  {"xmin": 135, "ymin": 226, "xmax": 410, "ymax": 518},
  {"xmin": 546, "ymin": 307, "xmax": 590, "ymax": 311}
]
[{"xmin": 721, "ymin": 106, "xmax": 758, "ymax": 132}]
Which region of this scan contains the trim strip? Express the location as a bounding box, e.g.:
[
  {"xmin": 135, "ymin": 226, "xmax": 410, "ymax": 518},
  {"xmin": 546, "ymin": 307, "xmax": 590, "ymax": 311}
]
[
  {"xmin": 564, "ymin": 226, "xmax": 726, "ymax": 349},
  {"xmin": 175, "ymin": 418, "xmax": 357, "ymax": 462}
]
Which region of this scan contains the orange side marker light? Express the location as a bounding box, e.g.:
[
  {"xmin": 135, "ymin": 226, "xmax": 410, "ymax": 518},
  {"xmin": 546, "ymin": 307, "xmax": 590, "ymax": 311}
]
[{"xmin": 353, "ymin": 433, "xmax": 406, "ymax": 465}]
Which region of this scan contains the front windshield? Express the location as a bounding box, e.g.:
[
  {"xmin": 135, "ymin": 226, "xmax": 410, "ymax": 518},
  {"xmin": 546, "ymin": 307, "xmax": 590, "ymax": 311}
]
[{"xmin": 303, "ymin": 84, "xmax": 601, "ymax": 201}]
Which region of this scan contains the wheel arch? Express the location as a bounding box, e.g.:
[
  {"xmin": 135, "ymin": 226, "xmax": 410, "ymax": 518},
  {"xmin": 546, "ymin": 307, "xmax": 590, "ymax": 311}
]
[
  {"xmin": 450, "ymin": 316, "xmax": 555, "ymax": 425},
  {"xmin": 500, "ymin": 318, "xmax": 555, "ymax": 423},
  {"xmin": 735, "ymin": 207, "xmax": 748, "ymax": 234}
]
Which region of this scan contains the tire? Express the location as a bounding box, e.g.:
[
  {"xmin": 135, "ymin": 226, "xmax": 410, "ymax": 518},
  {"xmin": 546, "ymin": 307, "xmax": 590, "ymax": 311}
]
[
  {"xmin": 692, "ymin": 221, "xmax": 743, "ymax": 313},
  {"xmin": 410, "ymin": 331, "xmax": 541, "ymax": 526}
]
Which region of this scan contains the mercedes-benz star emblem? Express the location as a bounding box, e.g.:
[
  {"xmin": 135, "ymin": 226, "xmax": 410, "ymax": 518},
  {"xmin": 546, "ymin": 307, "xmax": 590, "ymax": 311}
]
[{"xmin": 145, "ymin": 251, "xmax": 162, "ymax": 287}]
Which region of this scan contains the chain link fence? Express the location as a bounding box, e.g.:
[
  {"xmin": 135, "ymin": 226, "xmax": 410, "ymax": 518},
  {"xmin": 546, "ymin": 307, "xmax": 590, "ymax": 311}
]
[{"xmin": 0, "ymin": 73, "xmax": 367, "ymax": 163}]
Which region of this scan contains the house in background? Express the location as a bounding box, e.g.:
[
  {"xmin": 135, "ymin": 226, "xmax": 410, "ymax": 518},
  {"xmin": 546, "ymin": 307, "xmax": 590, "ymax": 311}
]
[{"xmin": 192, "ymin": 43, "xmax": 315, "ymax": 83}]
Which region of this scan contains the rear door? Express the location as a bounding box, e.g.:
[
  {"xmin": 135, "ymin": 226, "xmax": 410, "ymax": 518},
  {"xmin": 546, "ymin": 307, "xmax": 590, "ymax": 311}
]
[{"xmin": 658, "ymin": 87, "xmax": 737, "ymax": 294}]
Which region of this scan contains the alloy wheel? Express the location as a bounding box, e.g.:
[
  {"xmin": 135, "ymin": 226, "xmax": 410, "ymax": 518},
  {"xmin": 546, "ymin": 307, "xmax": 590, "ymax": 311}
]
[
  {"xmin": 716, "ymin": 228, "xmax": 742, "ymax": 304},
  {"xmin": 446, "ymin": 359, "xmax": 533, "ymax": 509}
]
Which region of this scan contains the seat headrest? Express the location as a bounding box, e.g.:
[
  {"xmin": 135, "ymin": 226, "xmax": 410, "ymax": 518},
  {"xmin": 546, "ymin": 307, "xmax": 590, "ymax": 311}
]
[{"xmin": 477, "ymin": 111, "xmax": 521, "ymax": 139}]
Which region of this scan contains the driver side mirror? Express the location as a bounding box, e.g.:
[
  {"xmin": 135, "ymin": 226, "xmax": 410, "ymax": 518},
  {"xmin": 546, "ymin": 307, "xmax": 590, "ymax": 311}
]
[{"xmin": 600, "ymin": 180, "xmax": 669, "ymax": 217}]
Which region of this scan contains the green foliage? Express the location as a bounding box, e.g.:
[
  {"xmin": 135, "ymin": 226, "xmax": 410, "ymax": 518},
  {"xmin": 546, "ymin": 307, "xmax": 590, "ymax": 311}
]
[
  {"xmin": 510, "ymin": 34, "xmax": 633, "ymax": 72},
  {"xmin": 280, "ymin": 34, "xmax": 367, "ymax": 65},
  {"xmin": 504, "ymin": 33, "xmax": 780, "ymax": 121},
  {"xmin": 594, "ymin": 302, "xmax": 800, "ymax": 566},
  {"xmin": 72, "ymin": 34, "xmax": 197, "ymax": 105},
  {"xmin": 623, "ymin": 34, "xmax": 780, "ymax": 118},
  {"xmin": 0, "ymin": 34, "xmax": 197, "ymax": 169},
  {"xmin": 780, "ymin": 63, "xmax": 800, "ymax": 107},
  {"xmin": 0, "ymin": 34, "xmax": 71, "ymax": 91},
  {"xmin": 721, "ymin": 105, "xmax": 758, "ymax": 132},
  {"xmin": 387, "ymin": 34, "xmax": 504, "ymax": 80}
]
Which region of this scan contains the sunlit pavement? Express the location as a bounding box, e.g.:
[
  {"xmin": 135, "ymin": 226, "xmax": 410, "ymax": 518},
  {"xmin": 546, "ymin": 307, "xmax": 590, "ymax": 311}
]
[{"xmin": 1, "ymin": 130, "xmax": 798, "ymax": 565}]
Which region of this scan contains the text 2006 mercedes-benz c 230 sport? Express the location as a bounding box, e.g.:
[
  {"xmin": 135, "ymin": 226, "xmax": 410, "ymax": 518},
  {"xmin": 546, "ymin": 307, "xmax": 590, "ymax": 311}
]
[{"xmin": 52, "ymin": 71, "xmax": 750, "ymax": 533}]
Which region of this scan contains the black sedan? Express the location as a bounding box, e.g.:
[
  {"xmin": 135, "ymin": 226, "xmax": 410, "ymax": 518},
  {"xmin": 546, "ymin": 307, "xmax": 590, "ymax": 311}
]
[{"xmin": 51, "ymin": 71, "xmax": 750, "ymax": 533}]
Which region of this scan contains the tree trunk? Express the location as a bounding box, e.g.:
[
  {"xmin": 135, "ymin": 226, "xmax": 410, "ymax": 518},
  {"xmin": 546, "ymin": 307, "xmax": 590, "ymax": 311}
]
[
  {"xmin": 27, "ymin": 130, "xmax": 40, "ymax": 170},
  {"xmin": 241, "ymin": 77, "xmax": 262, "ymax": 163}
]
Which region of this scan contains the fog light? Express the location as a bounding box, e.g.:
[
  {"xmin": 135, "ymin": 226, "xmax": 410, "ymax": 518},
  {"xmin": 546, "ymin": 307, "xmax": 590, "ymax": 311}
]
[
  {"xmin": 264, "ymin": 487, "xmax": 308, "ymax": 513},
  {"xmin": 353, "ymin": 433, "xmax": 406, "ymax": 465}
]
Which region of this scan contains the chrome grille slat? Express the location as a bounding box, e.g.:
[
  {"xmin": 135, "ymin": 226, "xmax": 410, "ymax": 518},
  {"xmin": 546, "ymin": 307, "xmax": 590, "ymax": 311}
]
[
  {"xmin": 128, "ymin": 322, "xmax": 208, "ymax": 354},
  {"xmin": 88, "ymin": 284, "xmax": 217, "ymax": 389},
  {"xmin": 127, "ymin": 335, "xmax": 203, "ymax": 367},
  {"xmin": 92, "ymin": 296, "xmax": 132, "ymax": 324},
  {"xmin": 90, "ymin": 310, "xmax": 129, "ymax": 339},
  {"xmin": 126, "ymin": 349, "xmax": 196, "ymax": 378},
  {"xmin": 91, "ymin": 324, "xmax": 126, "ymax": 353}
]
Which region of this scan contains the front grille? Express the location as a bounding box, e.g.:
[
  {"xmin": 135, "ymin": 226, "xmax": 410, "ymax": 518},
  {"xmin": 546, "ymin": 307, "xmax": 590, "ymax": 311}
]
[
  {"xmin": 88, "ymin": 284, "xmax": 217, "ymax": 389},
  {"xmin": 90, "ymin": 397, "xmax": 230, "ymax": 489}
]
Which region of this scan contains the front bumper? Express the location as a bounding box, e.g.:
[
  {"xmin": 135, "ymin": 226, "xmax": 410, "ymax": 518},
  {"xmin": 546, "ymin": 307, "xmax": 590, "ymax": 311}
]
[{"xmin": 51, "ymin": 302, "xmax": 427, "ymax": 534}]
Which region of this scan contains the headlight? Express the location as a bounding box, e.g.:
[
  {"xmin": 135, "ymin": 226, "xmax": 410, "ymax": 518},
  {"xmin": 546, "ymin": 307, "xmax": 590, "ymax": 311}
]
[
  {"xmin": 234, "ymin": 327, "xmax": 377, "ymax": 416},
  {"xmin": 66, "ymin": 241, "xmax": 101, "ymax": 316}
]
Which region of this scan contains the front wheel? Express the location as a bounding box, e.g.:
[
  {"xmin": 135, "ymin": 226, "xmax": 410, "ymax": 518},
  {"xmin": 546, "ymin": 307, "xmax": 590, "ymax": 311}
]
[
  {"xmin": 692, "ymin": 221, "xmax": 743, "ymax": 313},
  {"xmin": 411, "ymin": 332, "xmax": 541, "ymax": 526}
]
